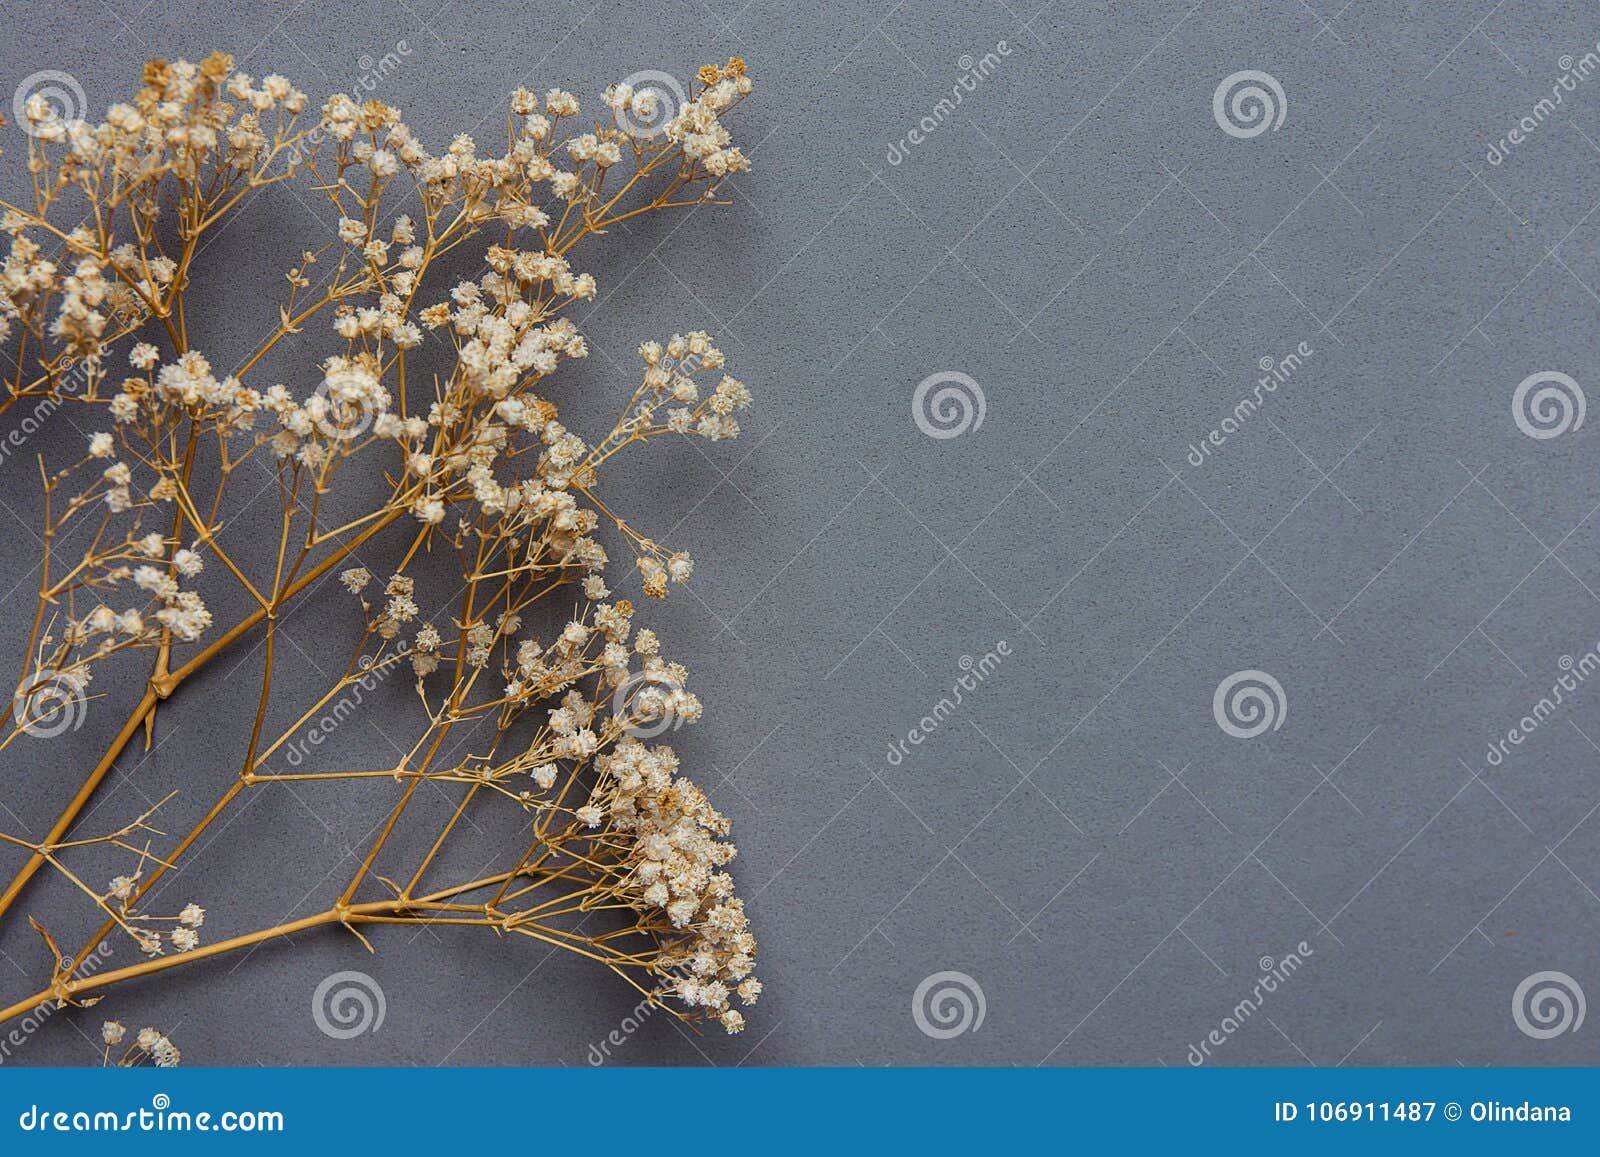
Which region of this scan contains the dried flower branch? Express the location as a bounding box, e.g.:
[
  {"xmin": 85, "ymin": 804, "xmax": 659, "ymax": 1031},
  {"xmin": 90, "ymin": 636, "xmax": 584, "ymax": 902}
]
[{"xmin": 0, "ymin": 51, "xmax": 761, "ymax": 1049}]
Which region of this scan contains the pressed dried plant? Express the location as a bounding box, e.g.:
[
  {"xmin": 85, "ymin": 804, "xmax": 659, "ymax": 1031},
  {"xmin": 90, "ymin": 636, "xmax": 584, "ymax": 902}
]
[{"xmin": 0, "ymin": 51, "xmax": 762, "ymax": 1056}]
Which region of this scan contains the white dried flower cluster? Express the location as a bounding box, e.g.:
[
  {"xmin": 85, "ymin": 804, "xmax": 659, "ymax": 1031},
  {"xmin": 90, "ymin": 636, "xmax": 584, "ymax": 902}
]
[
  {"xmin": 104, "ymin": 344, "xmax": 399, "ymax": 469},
  {"xmin": 3, "ymin": 54, "xmax": 305, "ymax": 362},
  {"xmin": 0, "ymin": 51, "xmax": 763, "ymax": 1045},
  {"xmin": 129, "ymin": 1025, "xmax": 181, "ymax": 1067},
  {"xmin": 100, "ymin": 1019, "xmax": 182, "ymax": 1068},
  {"xmin": 590, "ymin": 739, "xmax": 757, "ymax": 1032},
  {"xmin": 47, "ymin": 507, "xmax": 214, "ymax": 690},
  {"xmin": 335, "ymin": 517, "xmax": 760, "ymax": 1028},
  {"xmin": 104, "ymin": 869, "xmax": 207, "ymax": 957},
  {"xmin": 665, "ymin": 60, "xmax": 754, "ymax": 178},
  {"xmin": 635, "ymin": 331, "xmax": 752, "ymax": 443}
]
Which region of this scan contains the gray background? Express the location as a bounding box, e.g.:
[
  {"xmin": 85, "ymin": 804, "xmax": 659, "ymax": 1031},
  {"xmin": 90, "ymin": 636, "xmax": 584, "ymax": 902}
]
[{"xmin": 1, "ymin": 0, "xmax": 1598, "ymax": 1067}]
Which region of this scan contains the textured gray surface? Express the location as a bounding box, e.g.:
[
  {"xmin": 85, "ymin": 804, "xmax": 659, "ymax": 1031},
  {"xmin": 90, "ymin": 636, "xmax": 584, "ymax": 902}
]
[{"xmin": 1, "ymin": 0, "xmax": 1599, "ymax": 1067}]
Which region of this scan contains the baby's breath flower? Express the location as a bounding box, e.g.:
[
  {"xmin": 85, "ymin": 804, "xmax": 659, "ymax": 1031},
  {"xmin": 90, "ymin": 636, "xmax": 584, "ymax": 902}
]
[{"xmin": 0, "ymin": 51, "xmax": 763, "ymax": 1047}]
